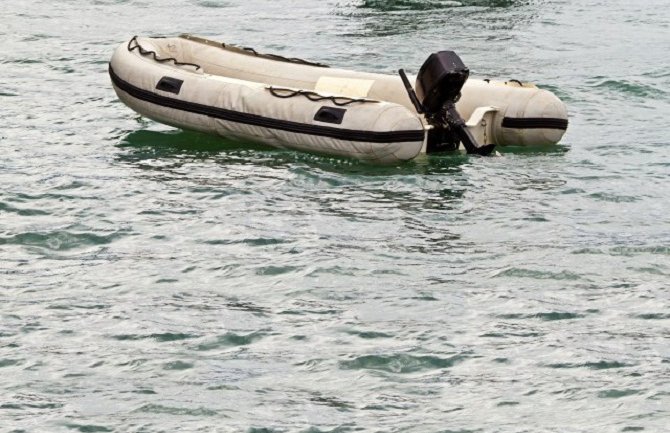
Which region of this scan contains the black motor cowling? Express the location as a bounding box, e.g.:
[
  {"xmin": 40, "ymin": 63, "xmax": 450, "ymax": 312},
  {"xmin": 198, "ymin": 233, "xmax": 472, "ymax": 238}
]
[{"xmin": 415, "ymin": 51, "xmax": 469, "ymax": 117}]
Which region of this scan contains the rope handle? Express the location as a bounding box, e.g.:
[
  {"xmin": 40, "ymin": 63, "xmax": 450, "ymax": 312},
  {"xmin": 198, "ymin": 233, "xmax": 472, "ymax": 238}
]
[
  {"xmin": 127, "ymin": 36, "xmax": 202, "ymax": 71},
  {"xmin": 178, "ymin": 34, "xmax": 329, "ymax": 68},
  {"xmin": 267, "ymin": 87, "xmax": 379, "ymax": 106}
]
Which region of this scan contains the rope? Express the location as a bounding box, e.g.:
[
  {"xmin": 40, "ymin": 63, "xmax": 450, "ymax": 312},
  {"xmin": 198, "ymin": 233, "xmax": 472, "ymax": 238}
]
[
  {"xmin": 127, "ymin": 36, "xmax": 201, "ymax": 71},
  {"xmin": 484, "ymin": 78, "xmax": 525, "ymax": 86},
  {"xmin": 178, "ymin": 34, "xmax": 329, "ymax": 68},
  {"xmin": 264, "ymin": 53, "xmax": 329, "ymax": 68},
  {"xmin": 240, "ymin": 47, "xmax": 329, "ymax": 68},
  {"xmin": 267, "ymin": 87, "xmax": 378, "ymax": 106}
]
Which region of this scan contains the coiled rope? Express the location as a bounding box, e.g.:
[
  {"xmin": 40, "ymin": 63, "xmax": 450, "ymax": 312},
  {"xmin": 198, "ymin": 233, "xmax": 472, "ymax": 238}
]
[
  {"xmin": 127, "ymin": 36, "xmax": 201, "ymax": 70},
  {"xmin": 267, "ymin": 87, "xmax": 379, "ymax": 106}
]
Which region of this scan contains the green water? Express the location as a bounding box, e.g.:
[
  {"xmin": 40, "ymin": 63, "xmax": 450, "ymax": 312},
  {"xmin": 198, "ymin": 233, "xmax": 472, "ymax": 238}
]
[{"xmin": 1, "ymin": 0, "xmax": 669, "ymax": 432}]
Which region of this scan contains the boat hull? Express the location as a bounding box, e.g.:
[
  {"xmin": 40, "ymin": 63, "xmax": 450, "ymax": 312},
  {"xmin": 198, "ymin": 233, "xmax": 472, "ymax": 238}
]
[{"xmin": 110, "ymin": 36, "xmax": 568, "ymax": 163}]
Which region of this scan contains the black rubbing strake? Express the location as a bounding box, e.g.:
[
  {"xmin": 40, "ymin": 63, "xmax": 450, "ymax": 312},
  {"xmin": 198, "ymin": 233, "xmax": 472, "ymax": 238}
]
[
  {"xmin": 501, "ymin": 117, "xmax": 569, "ymax": 130},
  {"xmin": 178, "ymin": 34, "xmax": 330, "ymax": 68}
]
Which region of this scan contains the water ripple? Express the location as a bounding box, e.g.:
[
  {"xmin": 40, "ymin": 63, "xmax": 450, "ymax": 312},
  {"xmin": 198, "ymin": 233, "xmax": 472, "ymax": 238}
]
[
  {"xmin": 1, "ymin": 0, "xmax": 669, "ymax": 432},
  {"xmin": 0, "ymin": 230, "xmax": 126, "ymax": 251},
  {"xmin": 339, "ymin": 353, "xmax": 467, "ymax": 373}
]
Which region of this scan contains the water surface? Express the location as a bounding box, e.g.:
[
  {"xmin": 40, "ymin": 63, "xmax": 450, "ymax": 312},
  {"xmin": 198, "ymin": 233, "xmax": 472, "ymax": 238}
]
[{"xmin": 1, "ymin": 0, "xmax": 669, "ymax": 432}]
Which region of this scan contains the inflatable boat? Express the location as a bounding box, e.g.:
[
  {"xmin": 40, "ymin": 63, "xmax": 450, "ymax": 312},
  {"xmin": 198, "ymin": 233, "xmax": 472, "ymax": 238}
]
[{"xmin": 109, "ymin": 35, "xmax": 568, "ymax": 163}]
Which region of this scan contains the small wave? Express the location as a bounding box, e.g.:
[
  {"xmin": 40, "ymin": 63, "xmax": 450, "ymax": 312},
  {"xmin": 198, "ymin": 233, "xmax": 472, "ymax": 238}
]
[
  {"xmin": 134, "ymin": 403, "xmax": 220, "ymax": 417},
  {"xmin": 21, "ymin": 33, "xmax": 54, "ymax": 42},
  {"xmin": 0, "ymin": 58, "xmax": 43, "ymax": 65},
  {"xmin": 0, "ymin": 230, "xmax": 125, "ymax": 251},
  {"xmin": 156, "ymin": 278, "xmax": 179, "ymax": 284},
  {"xmin": 630, "ymin": 266, "xmax": 668, "ymax": 276},
  {"xmin": 1, "ymin": 402, "xmax": 63, "ymax": 410},
  {"xmin": 307, "ymin": 265, "xmax": 368, "ymax": 277},
  {"xmin": 131, "ymin": 389, "xmax": 157, "ymax": 395},
  {"xmin": 572, "ymin": 246, "xmax": 670, "ymax": 256},
  {"xmin": 597, "ymin": 389, "xmax": 642, "ymax": 399},
  {"xmin": 163, "ymin": 360, "xmax": 194, "ymax": 370},
  {"xmin": 310, "ymin": 393, "xmax": 354, "ymax": 410},
  {"xmin": 0, "ymin": 202, "xmax": 50, "ymax": 216},
  {"xmin": 195, "ymin": 0, "xmax": 232, "ymax": 8},
  {"xmin": 610, "ymin": 246, "xmax": 669, "ymax": 257},
  {"xmin": 497, "ymin": 401, "xmax": 520, "ymax": 406},
  {"xmin": 339, "ymin": 353, "xmax": 466, "ymax": 373},
  {"xmin": 357, "ymin": 0, "xmax": 518, "ymax": 11},
  {"xmin": 492, "ymin": 267, "xmax": 582, "ymax": 280},
  {"xmin": 116, "ymin": 358, "xmax": 148, "ymax": 369},
  {"xmin": 224, "ymin": 300, "xmax": 271, "ymax": 315},
  {"xmin": 255, "ymin": 265, "xmax": 301, "ymax": 276},
  {"xmin": 343, "ymin": 329, "xmax": 394, "ymax": 339},
  {"xmin": 358, "ymin": 0, "xmax": 462, "ymax": 11},
  {"xmin": 273, "ymin": 425, "xmax": 355, "ymax": 433},
  {"xmin": 194, "ymin": 331, "xmax": 266, "ymax": 351},
  {"xmin": 479, "ymin": 331, "xmax": 543, "ymax": 338},
  {"xmin": 0, "ymin": 358, "xmax": 23, "ymax": 368},
  {"xmin": 544, "ymin": 361, "xmax": 634, "ymax": 370},
  {"xmin": 632, "ymin": 313, "xmax": 670, "ymax": 320},
  {"xmin": 642, "ymin": 68, "xmax": 670, "ymax": 79},
  {"xmin": 588, "ymin": 192, "xmax": 640, "ymax": 203},
  {"xmin": 590, "ymin": 78, "xmax": 667, "ymax": 99},
  {"xmin": 203, "ymin": 237, "xmax": 286, "ymax": 246},
  {"xmin": 110, "ymin": 332, "xmax": 199, "ymax": 342},
  {"xmin": 497, "ymin": 312, "xmax": 586, "ymax": 321},
  {"xmin": 48, "ymin": 304, "xmax": 109, "ymax": 311},
  {"xmin": 279, "ymin": 307, "xmax": 342, "ymax": 316},
  {"xmin": 63, "ymin": 424, "xmax": 113, "ymax": 433},
  {"xmin": 118, "ymin": 128, "xmax": 256, "ymax": 153}
]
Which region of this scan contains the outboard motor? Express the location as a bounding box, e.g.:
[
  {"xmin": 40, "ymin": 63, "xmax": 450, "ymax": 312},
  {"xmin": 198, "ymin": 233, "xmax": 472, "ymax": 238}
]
[{"xmin": 399, "ymin": 51, "xmax": 495, "ymax": 156}]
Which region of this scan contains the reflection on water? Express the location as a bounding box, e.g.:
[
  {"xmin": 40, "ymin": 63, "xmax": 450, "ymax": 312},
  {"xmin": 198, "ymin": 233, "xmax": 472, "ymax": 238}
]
[
  {"xmin": 337, "ymin": 0, "xmax": 539, "ymax": 40},
  {"xmin": 357, "ymin": 0, "xmax": 522, "ymax": 11},
  {"xmin": 495, "ymin": 144, "xmax": 570, "ymax": 155},
  {"xmin": 116, "ymin": 129, "xmax": 472, "ymax": 241},
  {"xmin": 119, "ymin": 128, "xmax": 269, "ymax": 154},
  {"xmin": 118, "ymin": 128, "xmax": 473, "ymax": 176},
  {"xmin": 117, "ymin": 129, "xmax": 273, "ymax": 169},
  {"xmin": 3, "ymin": 0, "xmax": 670, "ymax": 431},
  {"xmin": 118, "ymin": 128, "xmax": 565, "ymax": 178}
]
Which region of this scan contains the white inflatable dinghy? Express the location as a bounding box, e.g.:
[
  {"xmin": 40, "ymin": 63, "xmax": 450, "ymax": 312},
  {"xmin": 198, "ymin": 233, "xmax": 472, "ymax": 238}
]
[{"xmin": 109, "ymin": 35, "xmax": 568, "ymax": 163}]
